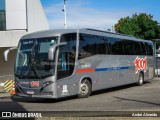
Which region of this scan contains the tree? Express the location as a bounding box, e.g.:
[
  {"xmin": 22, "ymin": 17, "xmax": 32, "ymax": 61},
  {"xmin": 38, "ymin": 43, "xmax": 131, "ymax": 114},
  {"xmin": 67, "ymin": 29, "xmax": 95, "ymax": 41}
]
[{"xmin": 114, "ymin": 13, "xmax": 160, "ymax": 40}]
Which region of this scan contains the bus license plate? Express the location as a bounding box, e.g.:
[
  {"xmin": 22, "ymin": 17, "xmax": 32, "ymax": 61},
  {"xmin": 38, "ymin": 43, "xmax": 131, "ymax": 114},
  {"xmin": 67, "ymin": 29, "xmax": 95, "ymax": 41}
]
[{"xmin": 27, "ymin": 90, "xmax": 34, "ymax": 95}]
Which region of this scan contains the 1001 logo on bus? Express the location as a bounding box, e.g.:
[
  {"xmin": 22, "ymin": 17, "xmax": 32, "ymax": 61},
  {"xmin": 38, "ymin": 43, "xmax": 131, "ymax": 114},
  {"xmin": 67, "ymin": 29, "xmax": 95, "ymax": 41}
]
[{"xmin": 134, "ymin": 57, "xmax": 147, "ymax": 74}]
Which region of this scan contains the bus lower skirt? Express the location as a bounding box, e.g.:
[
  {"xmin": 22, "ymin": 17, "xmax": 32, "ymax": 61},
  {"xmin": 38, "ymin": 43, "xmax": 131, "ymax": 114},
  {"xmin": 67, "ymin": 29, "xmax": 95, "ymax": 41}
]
[{"xmin": 15, "ymin": 93, "xmax": 58, "ymax": 99}]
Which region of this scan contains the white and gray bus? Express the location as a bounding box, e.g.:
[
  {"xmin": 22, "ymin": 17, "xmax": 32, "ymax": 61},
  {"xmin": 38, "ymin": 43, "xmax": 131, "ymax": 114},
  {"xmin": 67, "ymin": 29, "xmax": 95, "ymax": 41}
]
[{"xmin": 4, "ymin": 28, "xmax": 154, "ymax": 98}]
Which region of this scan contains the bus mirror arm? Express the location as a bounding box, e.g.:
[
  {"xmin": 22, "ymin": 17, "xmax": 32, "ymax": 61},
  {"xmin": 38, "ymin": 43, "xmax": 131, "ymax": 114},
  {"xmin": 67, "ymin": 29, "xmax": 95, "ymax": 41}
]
[
  {"xmin": 3, "ymin": 47, "xmax": 17, "ymax": 62},
  {"xmin": 48, "ymin": 42, "xmax": 67, "ymax": 60}
]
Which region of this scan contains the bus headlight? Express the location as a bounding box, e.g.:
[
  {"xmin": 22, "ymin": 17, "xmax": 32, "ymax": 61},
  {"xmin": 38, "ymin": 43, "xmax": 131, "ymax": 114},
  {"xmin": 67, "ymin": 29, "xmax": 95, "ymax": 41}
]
[{"xmin": 41, "ymin": 81, "xmax": 53, "ymax": 89}]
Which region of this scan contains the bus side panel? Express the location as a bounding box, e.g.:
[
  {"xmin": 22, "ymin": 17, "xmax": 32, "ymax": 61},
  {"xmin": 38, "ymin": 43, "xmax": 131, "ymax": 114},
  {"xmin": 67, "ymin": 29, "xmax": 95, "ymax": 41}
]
[
  {"xmin": 56, "ymin": 77, "xmax": 79, "ymax": 98},
  {"xmin": 99, "ymin": 55, "xmax": 137, "ymax": 89},
  {"xmin": 56, "ymin": 71, "xmax": 101, "ymax": 98},
  {"xmin": 75, "ymin": 55, "xmax": 138, "ymax": 92},
  {"xmin": 56, "ymin": 55, "xmax": 154, "ymax": 98}
]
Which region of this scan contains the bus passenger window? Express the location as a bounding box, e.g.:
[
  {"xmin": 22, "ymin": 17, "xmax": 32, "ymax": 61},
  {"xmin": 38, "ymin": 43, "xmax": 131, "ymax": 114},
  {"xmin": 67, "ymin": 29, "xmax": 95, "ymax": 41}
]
[
  {"xmin": 108, "ymin": 38, "xmax": 124, "ymax": 55},
  {"xmin": 140, "ymin": 42, "xmax": 147, "ymax": 55},
  {"xmin": 146, "ymin": 43, "xmax": 153, "ymax": 55},
  {"xmin": 123, "ymin": 40, "xmax": 134, "ymax": 55}
]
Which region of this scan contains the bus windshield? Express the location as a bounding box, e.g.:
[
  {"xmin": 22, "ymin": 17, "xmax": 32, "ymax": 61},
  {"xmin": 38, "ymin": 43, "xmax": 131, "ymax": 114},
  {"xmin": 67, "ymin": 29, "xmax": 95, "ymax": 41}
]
[{"xmin": 15, "ymin": 37, "xmax": 58, "ymax": 79}]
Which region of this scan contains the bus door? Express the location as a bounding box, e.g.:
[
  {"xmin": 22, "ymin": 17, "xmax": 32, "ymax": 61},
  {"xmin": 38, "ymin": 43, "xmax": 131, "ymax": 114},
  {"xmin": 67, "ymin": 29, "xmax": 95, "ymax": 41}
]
[{"xmin": 56, "ymin": 33, "xmax": 77, "ymax": 97}]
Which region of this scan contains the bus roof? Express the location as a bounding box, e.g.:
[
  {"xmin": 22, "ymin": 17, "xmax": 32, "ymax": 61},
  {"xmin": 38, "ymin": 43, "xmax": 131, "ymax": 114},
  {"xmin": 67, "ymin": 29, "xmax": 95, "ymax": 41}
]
[
  {"xmin": 21, "ymin": 29, "xmax": 76, "ymax": 39},
  {"xmin": 21, "ymin": 28, "xmax": 152, "ymax": 43}
]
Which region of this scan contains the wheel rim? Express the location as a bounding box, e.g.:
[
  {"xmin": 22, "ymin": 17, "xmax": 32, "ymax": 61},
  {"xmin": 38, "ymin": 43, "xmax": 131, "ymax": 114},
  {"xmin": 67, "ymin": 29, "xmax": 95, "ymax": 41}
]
[
  {"xmin": 80, "ymin": 82, "xmax": 89, "ymax": 95},
  {"xmin": 139, "ymin": 75, "xmax": 143, "ymax": 84}
]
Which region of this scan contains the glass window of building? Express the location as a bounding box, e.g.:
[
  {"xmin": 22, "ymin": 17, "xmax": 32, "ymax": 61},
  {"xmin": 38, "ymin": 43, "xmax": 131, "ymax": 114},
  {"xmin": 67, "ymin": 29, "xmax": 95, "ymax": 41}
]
[{"xmin": 0, "ymin": 0, "xmax": 6, "ymax": 30}]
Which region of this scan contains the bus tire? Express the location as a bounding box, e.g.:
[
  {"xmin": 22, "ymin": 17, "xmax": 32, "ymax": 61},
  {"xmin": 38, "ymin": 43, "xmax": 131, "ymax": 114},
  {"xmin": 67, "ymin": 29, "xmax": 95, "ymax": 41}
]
[
  {"xmin": 78, "ymin": 79, "xmax": 92, "ymax": 98},
  {"xmin": 137, "ymin": 72, "xmax": 144, "ymax": 86}
]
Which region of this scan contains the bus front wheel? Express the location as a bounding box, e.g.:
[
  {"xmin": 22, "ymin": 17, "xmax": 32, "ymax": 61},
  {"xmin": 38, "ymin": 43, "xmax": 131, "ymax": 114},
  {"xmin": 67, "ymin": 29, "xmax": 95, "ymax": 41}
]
[
  {"xmin": 78, "ymin": 79, "xmax": 91, "ymax": 98},
  {"xmin": 137, "ymin": 72, "xmax": 144, "ymax": 86}
]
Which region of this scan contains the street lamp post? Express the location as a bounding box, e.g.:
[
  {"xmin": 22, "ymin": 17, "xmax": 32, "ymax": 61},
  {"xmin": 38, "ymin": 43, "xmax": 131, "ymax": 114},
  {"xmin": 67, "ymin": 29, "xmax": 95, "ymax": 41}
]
[{"xmin": 62, "ymin": 0, "xmax": 67, "ymax": 29}]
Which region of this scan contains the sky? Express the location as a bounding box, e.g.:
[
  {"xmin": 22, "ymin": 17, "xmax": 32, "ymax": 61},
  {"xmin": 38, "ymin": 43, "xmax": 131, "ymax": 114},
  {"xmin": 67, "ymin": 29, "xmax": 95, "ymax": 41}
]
[{"xmin": 41, "ymin": 0, "xmax": 160, "ymax": 30}]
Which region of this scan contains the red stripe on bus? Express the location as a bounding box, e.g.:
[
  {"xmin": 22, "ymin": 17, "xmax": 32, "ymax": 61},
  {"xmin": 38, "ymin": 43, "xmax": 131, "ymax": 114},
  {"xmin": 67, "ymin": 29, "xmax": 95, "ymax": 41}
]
[{"xmin": 76, "ymin": 69, "xmax": 95, "ymax": 73}]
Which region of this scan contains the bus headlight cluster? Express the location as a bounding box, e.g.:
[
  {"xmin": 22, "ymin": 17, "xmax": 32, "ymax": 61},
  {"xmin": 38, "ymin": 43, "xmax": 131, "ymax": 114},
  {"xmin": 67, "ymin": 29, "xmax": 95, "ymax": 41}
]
[{"xmin": 41, "ymin": 81, "xmax": 53, "ymax": 89}]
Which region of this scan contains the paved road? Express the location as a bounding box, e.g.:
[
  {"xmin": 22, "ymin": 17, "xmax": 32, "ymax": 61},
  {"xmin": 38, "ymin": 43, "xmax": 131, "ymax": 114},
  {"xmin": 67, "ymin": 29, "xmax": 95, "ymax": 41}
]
[{"xmin": 1, "ymin": 78, "xmax": 160, "ymax": 116}]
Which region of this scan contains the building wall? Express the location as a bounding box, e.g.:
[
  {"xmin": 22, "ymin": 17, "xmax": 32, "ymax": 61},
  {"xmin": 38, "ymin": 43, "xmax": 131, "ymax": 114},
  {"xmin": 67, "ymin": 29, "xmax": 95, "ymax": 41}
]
[
  {"xmin": 27, "ymin": 0, "xmax": 49, "ymax": 33},
  {"xmin": 0, "ymin": 47, "xmax": 16, "ymax": 78},
  {"xmin": 5, "ymin": 0, "xmax": 27, "ymax": 30},
  {"xmin": 0, "ymin": 30, "xmax": 26, "ymax": 47},
  {"xmin": 0, "ymin": 0, "xmax": 49, "ymax": 79},
  {"xmin": 5, "ymin": 0, "xmax": 49, "ymax": 32},
  {"xmin": 1, "ymin": 0, "xmax": 49, "ymax": 47}
]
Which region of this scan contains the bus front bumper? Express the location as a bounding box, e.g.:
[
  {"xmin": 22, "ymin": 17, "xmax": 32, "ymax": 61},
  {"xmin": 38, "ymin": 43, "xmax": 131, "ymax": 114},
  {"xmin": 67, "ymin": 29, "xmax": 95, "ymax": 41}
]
[{"xmin": 15, "ymin": 93, "xmax": 58, "ymax": 99}]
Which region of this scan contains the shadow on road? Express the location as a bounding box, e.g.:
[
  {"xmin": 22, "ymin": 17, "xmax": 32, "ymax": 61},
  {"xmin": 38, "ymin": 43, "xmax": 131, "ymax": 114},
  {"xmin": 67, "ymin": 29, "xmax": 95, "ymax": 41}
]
[
  {"xmin": 113, "ymin": 96, "xmax": 160, "ymax": 106},
  {"xmin": 11, "ymin": 81, "xmax": 151, "ymax": 103},
  {"xmin": 11, "ymin": 95, "xmax": 78, "ymax": 104},
  {"xmin": 0, "ymin": 101, "xmax": 35, "ymax": 120},
  {"xmin": 0, "ymin": 101, "xmax": 27, "ymax": 111},
  {"xmin": 91, "ymin": 81, "xmax": 151, "ymax": 97}
]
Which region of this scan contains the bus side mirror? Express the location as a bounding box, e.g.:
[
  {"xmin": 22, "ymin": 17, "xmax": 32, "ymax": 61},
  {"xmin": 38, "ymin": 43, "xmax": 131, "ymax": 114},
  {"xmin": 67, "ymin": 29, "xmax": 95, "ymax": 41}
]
[
  {"xmin": 48, "ymin": 42, "xmax": 67, "ymax": 61},
  {"xmin": 3, "ymin": 47, "xmax": 17, "ymax": 62}
]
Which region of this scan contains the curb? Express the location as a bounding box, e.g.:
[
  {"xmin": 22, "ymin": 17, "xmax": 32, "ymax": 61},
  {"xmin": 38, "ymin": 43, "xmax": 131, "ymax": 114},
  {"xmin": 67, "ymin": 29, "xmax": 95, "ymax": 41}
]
[
  {"xmin": 0, "ymin": 83, "xmax": 11, "ymax": 99},
  {"xmin": 153, "ymin": 77, "xmax": 160, "ymax": 81},
  {"xmin": 0, "ymin": 92, "xmax": 11, "ymax": 99},
  {"xmin": 0, "ymin": 82, "xmax": 4, "ymax": 92},
  {"xmin": 0, "ymin": 87, "xmax": 4, "ymax": 93}
]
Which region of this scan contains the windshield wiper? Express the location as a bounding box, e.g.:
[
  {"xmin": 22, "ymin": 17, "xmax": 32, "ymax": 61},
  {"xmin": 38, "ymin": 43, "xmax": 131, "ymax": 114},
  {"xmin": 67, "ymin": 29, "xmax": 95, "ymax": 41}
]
[
  {"xmin": 16, "ymin": 75, "xmax": 27, "ymax": 79},
  {"xmin": 31, "ymin": 59, "xmax": 42, "ymax": 79},
  {"xmin": 29, "ymin": 40, "xmax": 42, "ymax": 79}
]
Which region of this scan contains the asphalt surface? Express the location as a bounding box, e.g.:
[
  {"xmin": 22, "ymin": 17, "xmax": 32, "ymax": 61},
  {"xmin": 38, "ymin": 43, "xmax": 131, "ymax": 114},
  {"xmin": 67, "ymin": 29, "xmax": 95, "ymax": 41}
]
[{"xmin": 1, "ymin": 78, "xmax": 160, "ymax": 117}]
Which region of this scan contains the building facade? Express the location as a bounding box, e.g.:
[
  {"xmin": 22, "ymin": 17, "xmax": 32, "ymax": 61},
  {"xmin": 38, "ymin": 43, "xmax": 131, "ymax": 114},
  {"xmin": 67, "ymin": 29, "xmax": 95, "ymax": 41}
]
[{"xmin": 0, "ymin": 0, "xmax": 49, "ymax": 79}]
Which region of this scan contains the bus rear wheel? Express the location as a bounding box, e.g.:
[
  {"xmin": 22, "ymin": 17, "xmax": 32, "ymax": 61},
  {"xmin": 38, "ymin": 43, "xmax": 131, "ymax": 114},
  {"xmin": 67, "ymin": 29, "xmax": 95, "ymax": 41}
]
[
  {"xmin": 137, "ymin": 72, "xmax": 144, "ymax": 86},
  {"xmin": 78, "ymin": 79, "xmax": 91, "ymax": 98}
]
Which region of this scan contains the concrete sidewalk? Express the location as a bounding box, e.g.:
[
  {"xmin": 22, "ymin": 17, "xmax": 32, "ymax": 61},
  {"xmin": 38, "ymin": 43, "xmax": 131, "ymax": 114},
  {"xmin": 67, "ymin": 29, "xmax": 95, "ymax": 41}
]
[
  {"xmin": 0, "ymin": 86, "xmax": 4, "ymax": 93},
  {"xmin": 0, "ymin": 92, "xmax": 11, "ymax": 99},
  {"xmin": 153, "ymin": 77, "xmax": 160, "ymax": 80},
  {"xmin": 0, "ymin": 86, "xmax": 11, "ymax": 99}
]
